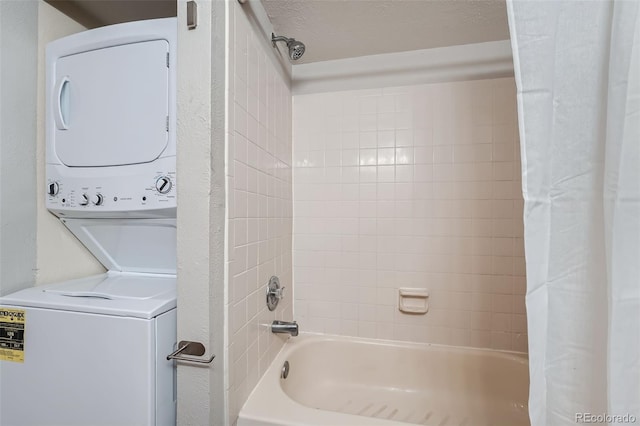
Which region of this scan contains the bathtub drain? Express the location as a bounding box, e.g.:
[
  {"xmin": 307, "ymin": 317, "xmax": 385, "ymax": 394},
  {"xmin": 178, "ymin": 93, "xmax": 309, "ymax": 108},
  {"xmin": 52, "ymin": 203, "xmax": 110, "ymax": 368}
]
[{"xmin": 281, "ymin": 361, "xmax": 290, "ymax": 379}]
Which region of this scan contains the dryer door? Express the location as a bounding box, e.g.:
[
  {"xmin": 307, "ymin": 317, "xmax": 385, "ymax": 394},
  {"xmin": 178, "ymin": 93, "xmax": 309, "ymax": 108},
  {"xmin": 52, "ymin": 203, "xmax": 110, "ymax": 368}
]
[{"xmin": 52, "ymin": 40, "xmax": 169, "ymax": 167}]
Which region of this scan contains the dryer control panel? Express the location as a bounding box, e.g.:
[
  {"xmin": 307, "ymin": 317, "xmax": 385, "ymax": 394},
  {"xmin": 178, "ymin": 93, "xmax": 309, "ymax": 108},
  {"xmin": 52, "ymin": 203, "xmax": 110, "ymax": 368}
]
[{"xmin": 46, "ymin": 157, "xmax": 176, "ymax": 218}]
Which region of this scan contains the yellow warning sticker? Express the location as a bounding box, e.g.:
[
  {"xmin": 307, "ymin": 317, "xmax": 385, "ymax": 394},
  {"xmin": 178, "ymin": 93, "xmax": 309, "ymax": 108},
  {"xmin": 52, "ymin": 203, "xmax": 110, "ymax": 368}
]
[{"xmin": 0, "ymin": 308, "xmax": 25, "ymax": 363}]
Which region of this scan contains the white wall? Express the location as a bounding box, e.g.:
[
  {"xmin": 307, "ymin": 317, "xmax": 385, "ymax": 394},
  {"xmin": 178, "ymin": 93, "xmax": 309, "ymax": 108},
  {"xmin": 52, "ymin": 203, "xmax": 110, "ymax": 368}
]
[
  {"xmin": 0, "ymin": 0, "xmax": 38, "ymax": 296},
  {"xmin": 175, "ymin": 1, "xmax": 226, "ymax": 424},
  {"xmin": 1, "ymin": 1, "xmax": 102, "ymax": 294},
  {"xmin": 35, "ymin": 1, "xmax": 104, "ymax": 285},
  {"xmin": 226, "ymin": 1, "xmax": 293, "ymax": 423},
  {"xmin": 293, "ymin": 77, "xmax": 528, "ymax": 352}
]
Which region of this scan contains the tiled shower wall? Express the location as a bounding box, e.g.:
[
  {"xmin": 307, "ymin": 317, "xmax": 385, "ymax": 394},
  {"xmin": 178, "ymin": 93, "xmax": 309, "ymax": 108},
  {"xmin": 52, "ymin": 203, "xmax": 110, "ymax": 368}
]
[
  {"xmin": 227, "ymin": 3, "xmax": 293, "ymax": 423},
  {"xmin": 293, "ymin": 78, "xmax": 527, "ymax": 352}
]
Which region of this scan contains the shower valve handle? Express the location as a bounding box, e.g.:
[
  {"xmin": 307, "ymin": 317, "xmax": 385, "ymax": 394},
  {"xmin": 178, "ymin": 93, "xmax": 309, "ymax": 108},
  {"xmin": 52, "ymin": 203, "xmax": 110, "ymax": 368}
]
[
  {"xmin": 266, "ymin": 276, "xmax": 284, "ymax": 311},
  {"xmin": 269, "ymin": 286, "xmax": 285, "ymax": 300}
]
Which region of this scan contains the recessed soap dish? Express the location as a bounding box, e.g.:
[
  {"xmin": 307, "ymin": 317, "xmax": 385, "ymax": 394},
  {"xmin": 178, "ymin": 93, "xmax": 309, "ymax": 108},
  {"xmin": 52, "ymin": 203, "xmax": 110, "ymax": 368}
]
[{"xmin": 398, "ymin": 288, "xmax": 429, "ymax": 314}]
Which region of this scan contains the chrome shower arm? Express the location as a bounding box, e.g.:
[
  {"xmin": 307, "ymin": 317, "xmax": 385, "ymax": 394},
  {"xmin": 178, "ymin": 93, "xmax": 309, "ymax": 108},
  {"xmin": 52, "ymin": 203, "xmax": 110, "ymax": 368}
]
[{"xmin": 271, "ymin": 34, "xmax": 292, "ymax": 47}]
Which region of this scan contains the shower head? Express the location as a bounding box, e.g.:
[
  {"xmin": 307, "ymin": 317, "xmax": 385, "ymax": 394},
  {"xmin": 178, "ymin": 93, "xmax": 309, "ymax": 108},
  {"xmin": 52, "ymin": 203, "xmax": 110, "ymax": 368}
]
[{"xmin": 271, "ymin": 33, "xmax": 306, "ymax": 61}]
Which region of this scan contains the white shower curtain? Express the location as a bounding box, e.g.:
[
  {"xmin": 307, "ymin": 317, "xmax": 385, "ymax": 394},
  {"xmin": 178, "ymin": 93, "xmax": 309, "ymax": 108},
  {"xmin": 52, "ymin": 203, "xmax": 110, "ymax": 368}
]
[{"xmin": 507, "ymin": 1, "xmax": 640, "ymax": 425}]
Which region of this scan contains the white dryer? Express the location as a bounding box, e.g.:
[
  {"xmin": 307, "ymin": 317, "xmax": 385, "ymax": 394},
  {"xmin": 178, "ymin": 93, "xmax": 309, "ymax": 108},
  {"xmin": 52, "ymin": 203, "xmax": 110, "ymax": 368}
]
[{"xmin": 0, "ymin": 17, "xmax": 178, "ymax": 426}]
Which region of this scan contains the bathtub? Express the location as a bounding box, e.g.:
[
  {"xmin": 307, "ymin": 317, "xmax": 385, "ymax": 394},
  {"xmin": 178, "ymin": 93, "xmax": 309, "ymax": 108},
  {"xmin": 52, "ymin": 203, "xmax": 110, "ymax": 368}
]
[{"xmin": 238, "ymin": 334, "xmax": 529, "ymax": 426}]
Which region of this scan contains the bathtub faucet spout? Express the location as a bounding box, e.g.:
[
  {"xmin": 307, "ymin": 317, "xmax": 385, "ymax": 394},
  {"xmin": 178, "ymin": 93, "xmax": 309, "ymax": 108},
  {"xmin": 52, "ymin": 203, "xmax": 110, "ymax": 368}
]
[{"xmin": 271, "ymin": 320, "xmax": 299, "ymax": 337}]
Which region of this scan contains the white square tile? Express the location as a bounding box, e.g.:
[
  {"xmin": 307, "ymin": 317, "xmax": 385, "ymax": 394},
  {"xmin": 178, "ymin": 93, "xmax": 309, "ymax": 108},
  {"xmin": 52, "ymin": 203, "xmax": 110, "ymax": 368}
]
[
  {"xmin": 341, "ymin": 131, "xmax": 359, "ymax": 149},
  {"xmin": 414, "ymin": 147, "xmax": 433, "ymax": 164},
  {"xmin": 377, "ymin": 113, "xmax": 395, "ymax": 130},
  {"xmin": 377, "ymin": 130, "xmax": 395, "ymax": 148},
  {"xmin": 359, "ymin": 149, "xmax": 377, "ymax": 166},
  {"xmin": 360, "ymin": 166, "xmax": 377, "ymax": 183},
  {"xmin": 395, "ymin": 147, "xmax": 413, "ymax": 165},
  {"xmin": 378, "ymin": 94, "xmax": 395, "ymax": 113},
  {"xmin": 359, "ymin": 96, "xmax": 378, "ymax": 114},
  {"xmin": 395, "ymin": 129, "xmax": 413, "ymax": 147},
  {"xmin": 396, "ymin": 165, "xmax": 414, "ymax": 182},
  {"xmin": 342, "ymin": 149, "xmax": 359, "ymax": 166},
  {"xmin": 360, "ymin": 114, "xmax": 377, "ymax": 132},
  {"xmin": 377, "ymin": 166, "xmax": 395, "ymax": 183},
  {"xmin": 377, "ymin": 148, "xmax": 395, "ymax": 165}
]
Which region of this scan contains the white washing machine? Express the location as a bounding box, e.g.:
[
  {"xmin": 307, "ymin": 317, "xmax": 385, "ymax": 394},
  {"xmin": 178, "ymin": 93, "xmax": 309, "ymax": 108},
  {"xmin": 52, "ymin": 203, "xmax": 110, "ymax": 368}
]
[
  {"xmin": 0, "ymin": 18, "xmax": 178, "ymax": 426},
  {"xmin": 0, "ymin": 273, "xmax": 177, "ymax": 426}
]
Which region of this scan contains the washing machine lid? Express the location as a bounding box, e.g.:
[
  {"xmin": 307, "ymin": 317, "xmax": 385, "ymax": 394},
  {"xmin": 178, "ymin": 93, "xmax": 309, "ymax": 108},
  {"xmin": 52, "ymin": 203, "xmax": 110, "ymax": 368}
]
[
  {"xmin": 61, "ymin": 218, "xmax": 176, "ymax": 275},
  {"xmin": 0, "ymin": 273, "xmax": 176, "ymax": 319}
]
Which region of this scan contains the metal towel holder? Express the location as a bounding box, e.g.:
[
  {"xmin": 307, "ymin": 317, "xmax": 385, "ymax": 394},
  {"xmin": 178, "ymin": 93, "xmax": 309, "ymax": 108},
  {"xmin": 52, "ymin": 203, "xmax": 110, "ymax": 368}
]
[{"xmin": 167, "ymin": 341, "xmax": 215, "ymax": 364}]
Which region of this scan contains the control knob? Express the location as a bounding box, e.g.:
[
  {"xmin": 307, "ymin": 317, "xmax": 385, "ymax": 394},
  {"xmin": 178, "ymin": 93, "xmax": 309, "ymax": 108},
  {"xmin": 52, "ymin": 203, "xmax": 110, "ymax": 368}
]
[
  {"xmin": 79, "ymin": 194, "xmax": 89, "ymax": 206},
  {"xmin": 91, "ymin": 194, "xmax": 104, "ymax": 206},
  {"xmin": 47, "ymin": 182, "xmax": 59, "ymax": 196},
  {"xmin": 155, "ymin": 176, "xmax": 173, "ymax": 194}
]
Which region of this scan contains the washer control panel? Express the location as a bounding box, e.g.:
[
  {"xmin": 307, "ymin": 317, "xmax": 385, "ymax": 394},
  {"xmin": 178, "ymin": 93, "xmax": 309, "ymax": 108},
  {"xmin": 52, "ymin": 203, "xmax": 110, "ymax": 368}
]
[{"xmin": 46, "ymin": 159, "xmax": 176, "ymax": 217}]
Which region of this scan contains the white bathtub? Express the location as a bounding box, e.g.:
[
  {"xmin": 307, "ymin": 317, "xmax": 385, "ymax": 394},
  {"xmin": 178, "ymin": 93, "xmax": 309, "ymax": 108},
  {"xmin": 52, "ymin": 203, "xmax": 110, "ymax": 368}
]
[{"xmin": 238, "ymin": 334, "xmax": 529, "ymax": 426}]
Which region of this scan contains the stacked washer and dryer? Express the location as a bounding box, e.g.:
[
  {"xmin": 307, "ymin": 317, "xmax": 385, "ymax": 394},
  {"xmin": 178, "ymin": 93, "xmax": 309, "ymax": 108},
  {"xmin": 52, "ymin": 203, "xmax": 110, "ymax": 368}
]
[{"xmin": 0, "ymin": 18, "xmax": 178, "ymax": 426}]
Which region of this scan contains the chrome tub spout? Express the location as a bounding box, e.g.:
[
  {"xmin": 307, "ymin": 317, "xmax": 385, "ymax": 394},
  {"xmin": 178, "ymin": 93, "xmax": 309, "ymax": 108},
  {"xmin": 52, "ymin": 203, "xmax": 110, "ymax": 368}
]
[{"xmin": 271, "ymin": 320, "xmax": 298, "ymax": 337}]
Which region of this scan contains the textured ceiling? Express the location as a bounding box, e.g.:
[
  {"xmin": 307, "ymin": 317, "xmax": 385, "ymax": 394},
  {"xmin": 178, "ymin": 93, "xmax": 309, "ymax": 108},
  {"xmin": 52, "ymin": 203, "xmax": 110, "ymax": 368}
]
[{"xmin": 261, "ymin": 0, "xmax": 510, "ymax": 64}]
